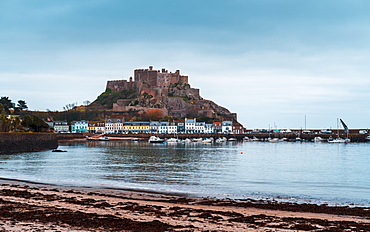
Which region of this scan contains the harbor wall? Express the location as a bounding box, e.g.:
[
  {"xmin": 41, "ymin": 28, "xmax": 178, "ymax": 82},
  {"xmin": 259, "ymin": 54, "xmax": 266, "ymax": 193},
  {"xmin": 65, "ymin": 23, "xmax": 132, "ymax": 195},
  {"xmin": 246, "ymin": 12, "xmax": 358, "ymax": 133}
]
[
  {"xmin": 0, "ymin": 133, "xmax": 58, "ymax": 154},
  {"xmin": 107, "ymin": 132, "xmax": 368, "ymax": 142}
]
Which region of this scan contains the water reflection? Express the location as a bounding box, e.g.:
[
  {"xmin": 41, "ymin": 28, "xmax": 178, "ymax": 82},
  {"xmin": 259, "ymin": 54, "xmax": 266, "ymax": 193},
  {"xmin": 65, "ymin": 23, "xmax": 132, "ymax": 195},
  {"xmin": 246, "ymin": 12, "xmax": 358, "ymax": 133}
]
[
  {"xmin": 70, "ymin": 141, "xmax": 239, "ymax": 186},
  {"xmin": 1, "ymin": 141, "xmax": 370, "ymax": 204}
]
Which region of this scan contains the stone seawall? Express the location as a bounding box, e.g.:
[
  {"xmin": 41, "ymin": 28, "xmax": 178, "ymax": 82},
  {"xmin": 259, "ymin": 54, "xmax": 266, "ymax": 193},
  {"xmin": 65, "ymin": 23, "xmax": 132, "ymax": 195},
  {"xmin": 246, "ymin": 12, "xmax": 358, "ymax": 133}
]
[{"xmin": 0, "ymin": 133, "xmax": 58, "ymax": 154}]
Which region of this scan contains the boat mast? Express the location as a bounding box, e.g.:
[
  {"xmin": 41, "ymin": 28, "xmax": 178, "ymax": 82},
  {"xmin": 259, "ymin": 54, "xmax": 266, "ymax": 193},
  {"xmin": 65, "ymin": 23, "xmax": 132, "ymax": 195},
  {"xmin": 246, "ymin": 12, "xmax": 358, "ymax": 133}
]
[{"xmin": 337, "ymin": 118, "xmax": 339, "ymax": 138}]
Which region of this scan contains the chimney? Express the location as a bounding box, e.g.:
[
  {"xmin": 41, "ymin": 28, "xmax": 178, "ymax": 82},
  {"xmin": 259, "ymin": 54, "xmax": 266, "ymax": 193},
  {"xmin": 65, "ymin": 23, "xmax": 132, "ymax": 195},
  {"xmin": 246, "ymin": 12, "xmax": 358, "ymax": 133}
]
[
  {"xmin": 162, "ymin": 68, "xmax": 166, "ymax": 73},
  {"xmin": 149, "ymin": 66, "xmax": 153, "ymax": 71}
]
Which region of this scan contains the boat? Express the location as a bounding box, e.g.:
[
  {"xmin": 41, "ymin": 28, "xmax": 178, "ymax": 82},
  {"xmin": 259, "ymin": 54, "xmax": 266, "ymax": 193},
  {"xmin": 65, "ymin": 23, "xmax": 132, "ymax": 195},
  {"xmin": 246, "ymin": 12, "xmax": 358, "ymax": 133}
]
[
  {"xmin": 313, "ymin": 137, "xmax": 324, "ymax": 142},
  {"xmin": 320, "ymin": 129, "xmax": 333, "ymax": 134},
  {"xmin": 327, "ymin": 137, "xmax": 350, "ymax": 143},
  {"xmin": 166, "ymin": 138, "xmax": 179, "ymax": 143},
  {"xmin": 131, "ymin": 138, "xmax": 140, "ymax": 142},
  {"xmin": 327, "ymin": 118, "xmax": 350, "ymax": 143},
  {"xmin": 250, "ymin": 137, "xmax": 260, "ymax": 142},
  {"xmin": 148, "ymin": 136, "xmax": 165, "ymax": 143},
  {"xmin": 268, "ymin": 138, "xmax": 279, "ymax": 143},
  {"xmin": 99, "ymin": 136, "xmax": 109, "ymax": 141},
  {"xmin": 366, "ymin": 135, "xmax": 370, "ymax": 141},
  {"xmin": 242, "ymin": 137, "xmax": 250, "ymax": 142},
  {"xmin": 202, "ymin": 138, "xmax": 213, "ymax": 143},
  {"xmin": 228, "ymin": 138, "xmax": 237, "ymax": 141},
  {"xmin": 216, "ymin": 137, "xmax": 227, "ymax": 143},
  {"xmin": 52, "ymin": 149, "xmax": 67, "ymax": 152}
]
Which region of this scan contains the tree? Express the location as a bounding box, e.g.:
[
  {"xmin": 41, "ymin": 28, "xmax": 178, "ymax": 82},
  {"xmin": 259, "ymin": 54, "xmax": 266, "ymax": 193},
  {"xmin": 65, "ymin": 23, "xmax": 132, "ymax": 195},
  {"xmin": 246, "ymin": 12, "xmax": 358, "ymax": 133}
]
[
  {"xmin": 63, "ymin": 102, "xmax": 77, "ymax": 111},
  {"xmin": 197, "ymin": 116, "xmax": 211, "ymax": 123},
  {"xmin": 0, "ymin": 97, "xmax": 14, "ymax": 114},
  {"xmin": 21, "ymin": 115, "xmax": 49, "ymax": 132},
  {"xmin": 17, "ymin": 100, "xmax": 28, "ymax": 111},
  {"xmin": 0, "ymin": 103, "xmax": 3, "ymax": 114},
  {"xmin": 0, "ymin": 114, "xmax": 11, "ymax": 132},
  {"xmin": 13, "ymin": 100, "xmax": 28, "ymax": 115},
  {"xmin": 83, "ymin": 100, "xmax": 91, "ymax": 106}
]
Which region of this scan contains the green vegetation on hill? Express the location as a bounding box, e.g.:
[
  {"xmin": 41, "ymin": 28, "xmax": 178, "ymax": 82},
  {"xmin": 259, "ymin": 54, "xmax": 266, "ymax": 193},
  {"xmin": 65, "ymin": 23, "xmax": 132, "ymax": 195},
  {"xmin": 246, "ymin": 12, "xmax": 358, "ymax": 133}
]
[{"xmin": 90, "ymin": 88, "xmax": 138, "ymax": 109}]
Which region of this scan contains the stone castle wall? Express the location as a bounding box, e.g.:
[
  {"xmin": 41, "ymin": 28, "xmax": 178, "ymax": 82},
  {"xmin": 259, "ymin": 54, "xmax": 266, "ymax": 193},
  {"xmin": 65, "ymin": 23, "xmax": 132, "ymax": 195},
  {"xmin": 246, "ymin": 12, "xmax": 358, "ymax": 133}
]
[
  {"xmin": 107, "ymin": 67, "xmax": 193, "ymax": 97},
  {"xmin": 0, "ymin": 133, "xmax": 58, "ymax": 154},
  {"xmin": 106, "ymin": 80, "xmax": 142, "ymax": 92},
  {"xmin": 134, "ymin": 67, "xmax": 158, "ymax": 87}
]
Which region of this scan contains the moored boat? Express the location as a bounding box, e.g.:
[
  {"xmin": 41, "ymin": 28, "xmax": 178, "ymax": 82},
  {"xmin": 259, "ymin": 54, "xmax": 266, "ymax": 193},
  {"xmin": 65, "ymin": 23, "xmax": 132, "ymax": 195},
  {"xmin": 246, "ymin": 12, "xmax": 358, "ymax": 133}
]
[
  {"xmin": 327, "ymin": 118, "xmax": 350, "ymax": 143},
  {"xmin": 268, "ymin": 138, "xmax": 279, "ymax": 143},
  {"xmin": 166, "ymin": 138, "xmax": 179, "ymax": 143},
  {"xmin": 148, "ymin": 136, "xmax": 165, "ymax": 143},
  {"xmin": 313, "ymin": 136, "xmax": 324, "ymax": 142},
  {"xmin": 202, "ymin": 138, "xmax": 213, "ymax": 143},
  {"xmin": 242, "ymin": 137, "xmax": 250, "ymax": 142},
  {"xmin": 99, "ymin": 136, "xmax": 109, "ymax": 141},
  {"xmin": 216, "ymin": 137, "xmax": 227, "ymax": 143},
  {"xmin": 327, "ymin": 137, "xmax": 350, "ymax": 143}
]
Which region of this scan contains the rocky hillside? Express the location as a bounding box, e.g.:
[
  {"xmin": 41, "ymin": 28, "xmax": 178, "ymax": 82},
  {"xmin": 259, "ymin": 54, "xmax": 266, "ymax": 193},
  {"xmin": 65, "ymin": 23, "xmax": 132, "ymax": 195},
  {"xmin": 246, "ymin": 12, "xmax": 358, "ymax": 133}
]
[
  {"xmin": 89, "ymin": 87, "xmax": 237, "ymax": 124},
  {"xmin": 89, "ymin": 66, "xmax": 239, "ymax": 124}
]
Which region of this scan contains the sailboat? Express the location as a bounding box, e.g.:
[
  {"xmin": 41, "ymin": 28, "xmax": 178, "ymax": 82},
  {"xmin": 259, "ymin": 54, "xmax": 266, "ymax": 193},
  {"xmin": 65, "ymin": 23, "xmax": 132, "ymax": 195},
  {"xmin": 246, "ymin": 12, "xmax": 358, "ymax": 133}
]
[{"xmin": 327, "ymin": 118, "xmax": 350, "ymax": 143}]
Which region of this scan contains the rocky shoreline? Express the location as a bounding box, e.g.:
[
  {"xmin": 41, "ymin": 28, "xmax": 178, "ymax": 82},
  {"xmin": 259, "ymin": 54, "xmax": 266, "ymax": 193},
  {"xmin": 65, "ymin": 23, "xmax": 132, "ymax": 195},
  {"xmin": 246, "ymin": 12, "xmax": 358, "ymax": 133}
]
[{"xmin": 1, "ymin": 179, "xmax": 370, "ymax": 231}]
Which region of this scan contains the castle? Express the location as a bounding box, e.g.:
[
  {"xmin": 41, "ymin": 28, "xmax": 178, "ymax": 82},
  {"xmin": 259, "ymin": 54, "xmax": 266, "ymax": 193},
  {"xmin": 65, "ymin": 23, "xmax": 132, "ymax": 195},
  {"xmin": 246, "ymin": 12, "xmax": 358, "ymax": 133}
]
[
  {"xmin": 105, "ymin": 66, "xmax": 237, "ymax": 121},
  {"xmin": 106, "ymin": 66, "xmax": 200, "ymax": 99}
]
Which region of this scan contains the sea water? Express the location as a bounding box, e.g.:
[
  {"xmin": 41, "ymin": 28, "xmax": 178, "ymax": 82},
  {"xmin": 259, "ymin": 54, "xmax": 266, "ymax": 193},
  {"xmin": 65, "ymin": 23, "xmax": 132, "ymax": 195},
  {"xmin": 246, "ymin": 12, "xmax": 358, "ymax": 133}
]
[{"xmin": 1, "ymin": 141, "xmax": 369, "ymax": 206}]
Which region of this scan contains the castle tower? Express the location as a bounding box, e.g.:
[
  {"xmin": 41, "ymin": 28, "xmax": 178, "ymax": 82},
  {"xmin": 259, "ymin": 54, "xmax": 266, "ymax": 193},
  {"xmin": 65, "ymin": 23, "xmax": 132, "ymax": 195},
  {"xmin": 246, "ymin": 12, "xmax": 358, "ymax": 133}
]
[{"xmin": 134, "ymin": 66, "xmax": 158, "ymax": 87}]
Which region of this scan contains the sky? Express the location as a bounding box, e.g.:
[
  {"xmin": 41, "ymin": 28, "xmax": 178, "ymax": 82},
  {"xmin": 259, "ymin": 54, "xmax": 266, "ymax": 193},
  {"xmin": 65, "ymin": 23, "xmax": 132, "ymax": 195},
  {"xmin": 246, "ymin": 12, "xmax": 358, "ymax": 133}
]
[{"xmin": 1, "ymin": 0, "xmax": 370, "ymax": 129}]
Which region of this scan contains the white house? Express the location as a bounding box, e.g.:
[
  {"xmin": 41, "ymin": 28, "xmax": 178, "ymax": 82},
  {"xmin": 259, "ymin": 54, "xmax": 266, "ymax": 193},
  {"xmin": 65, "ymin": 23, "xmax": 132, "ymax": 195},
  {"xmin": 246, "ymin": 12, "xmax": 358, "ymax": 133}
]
[
  {"xmin": 54, "ymin": 121, "xmax": 69, "ymax": 133},
  {"xmin": 204, "ymin": 123, "xmax": 214, "ymax": 134},
  {"xmin": 168, "ymin": 122, "xmax": 177, "ymax": 134},
  {"xmin": 105, "ymin": 118, "xmax": 123, "ymax": 134},
  {"xmin": 222, "ymin": 121, "xmax": 233, "ymax": 134},
  {"xmin": 195, "ymin": 122, "xmax": 205, "ymax": 134},
  {"xmin": 185, "ymin": 118, "xmax": 196, "ymax": 134},
  {"xmin": 150, "ymin": 121, "xmax": 160, "ymax": 134},
  {"xmin": 95, "ymin": 122, "xmax": 105, "ymax": 134},
  {"xmin": 158, "ymin": 121, "xmax": 169, "ymax": 134}
]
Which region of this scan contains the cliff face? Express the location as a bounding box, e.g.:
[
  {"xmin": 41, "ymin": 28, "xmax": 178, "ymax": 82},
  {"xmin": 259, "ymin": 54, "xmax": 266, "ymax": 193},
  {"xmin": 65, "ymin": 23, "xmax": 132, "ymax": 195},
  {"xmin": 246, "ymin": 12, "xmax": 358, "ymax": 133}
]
[{"xmin": 99, "ymin": 66, "xmax": 238, "ymax": 122}]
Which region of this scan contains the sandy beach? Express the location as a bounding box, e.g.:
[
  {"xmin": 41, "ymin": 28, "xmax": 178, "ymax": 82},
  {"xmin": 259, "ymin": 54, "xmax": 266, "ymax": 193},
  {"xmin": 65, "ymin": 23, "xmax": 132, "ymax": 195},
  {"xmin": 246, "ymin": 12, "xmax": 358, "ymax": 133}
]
[{"xmin": 0, "ymin": 179, "xmax": 369, "ymax": 231}]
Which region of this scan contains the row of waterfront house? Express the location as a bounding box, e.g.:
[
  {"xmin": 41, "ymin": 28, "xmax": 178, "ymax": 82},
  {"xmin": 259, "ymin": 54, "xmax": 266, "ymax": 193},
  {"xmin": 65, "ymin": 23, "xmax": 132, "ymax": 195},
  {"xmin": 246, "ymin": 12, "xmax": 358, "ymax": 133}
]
[{"xmin": 50, "ymin": 118, "xmax": 245, "ymax": 134}]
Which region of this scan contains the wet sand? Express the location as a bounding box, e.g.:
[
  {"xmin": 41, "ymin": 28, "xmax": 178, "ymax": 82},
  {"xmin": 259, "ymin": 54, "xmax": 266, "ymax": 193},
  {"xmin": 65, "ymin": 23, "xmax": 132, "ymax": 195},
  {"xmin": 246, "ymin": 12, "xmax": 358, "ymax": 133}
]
[{"xmin": 1, "ymin": 179, "xmax": 370, "ymax": 231}]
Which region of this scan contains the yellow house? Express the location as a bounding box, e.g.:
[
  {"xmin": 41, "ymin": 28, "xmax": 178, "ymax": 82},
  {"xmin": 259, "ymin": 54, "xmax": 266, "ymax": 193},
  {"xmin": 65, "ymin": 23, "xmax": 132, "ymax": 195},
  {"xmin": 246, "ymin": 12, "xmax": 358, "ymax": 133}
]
[
  {"xmin": 88, "ymin": 121, "xmax": 101, "ymax": 133},
  {"xmin": 123, "ymin": 121, "xmax": 150, "ymax": 133}
]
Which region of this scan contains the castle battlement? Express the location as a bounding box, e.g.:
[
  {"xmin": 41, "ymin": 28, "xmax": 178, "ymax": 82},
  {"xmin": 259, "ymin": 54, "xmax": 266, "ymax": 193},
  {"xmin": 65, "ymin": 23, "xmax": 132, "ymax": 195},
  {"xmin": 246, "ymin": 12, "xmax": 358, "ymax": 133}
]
[
  {"xmin": 134, "ymin": 66, "xmax": 188, "ymax": 89},
  {"xmin": 107, "ymin": 66, "xmax": 190, "ymax": 94}
]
